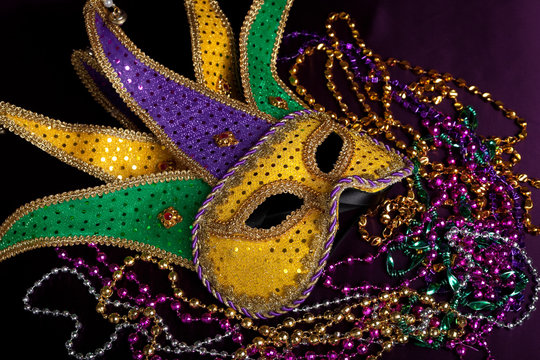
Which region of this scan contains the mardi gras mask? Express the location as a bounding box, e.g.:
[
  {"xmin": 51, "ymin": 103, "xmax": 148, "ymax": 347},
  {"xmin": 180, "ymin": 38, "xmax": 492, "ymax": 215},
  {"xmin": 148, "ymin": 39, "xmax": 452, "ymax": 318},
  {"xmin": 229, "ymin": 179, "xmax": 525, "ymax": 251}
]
[
  {"xmin": 192, "ymin": 111, "xmax": 411, "ymax": 317},
  {"xmin": 0, "ymin": 0, "xmax": 411, "ymax": 318}
]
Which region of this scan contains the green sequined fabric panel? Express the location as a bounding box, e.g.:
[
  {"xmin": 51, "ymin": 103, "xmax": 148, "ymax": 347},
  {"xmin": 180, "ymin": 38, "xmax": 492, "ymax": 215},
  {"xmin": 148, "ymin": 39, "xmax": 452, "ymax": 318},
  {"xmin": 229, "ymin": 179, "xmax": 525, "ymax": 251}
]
[
  {"xmin": 1, "ymin": 178, "xmax": 211, "ymax": 260},
  {"xmin": 246, "ymin": 0, "xmax": 304, "ymax": 117}
]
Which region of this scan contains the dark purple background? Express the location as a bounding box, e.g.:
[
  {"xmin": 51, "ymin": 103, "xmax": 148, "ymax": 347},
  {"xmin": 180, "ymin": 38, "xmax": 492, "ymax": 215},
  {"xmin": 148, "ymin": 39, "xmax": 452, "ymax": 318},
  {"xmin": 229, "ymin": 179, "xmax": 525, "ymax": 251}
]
[{"xmin": 0, "ymin": 0, "xmax": 539, "ymax": 359}]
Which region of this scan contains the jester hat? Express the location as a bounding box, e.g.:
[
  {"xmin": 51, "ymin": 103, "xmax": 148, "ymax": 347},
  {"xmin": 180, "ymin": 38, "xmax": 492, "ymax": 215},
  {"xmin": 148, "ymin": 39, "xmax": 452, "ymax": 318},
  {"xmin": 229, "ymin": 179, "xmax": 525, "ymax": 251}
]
[{"xmin": 0, "ymin": 0, "xmax": 411, "ymax": 317}]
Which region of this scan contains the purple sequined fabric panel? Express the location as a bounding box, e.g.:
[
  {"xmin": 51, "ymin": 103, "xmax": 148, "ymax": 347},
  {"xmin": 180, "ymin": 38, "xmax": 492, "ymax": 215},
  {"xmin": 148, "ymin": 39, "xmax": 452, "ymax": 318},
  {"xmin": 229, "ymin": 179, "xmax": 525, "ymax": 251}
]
[
  {"xmin": 94, "ymin": 12, "xmax": 271, "ymax": 179},
  {"xmin": 83, "ymin": 62, "xmax": 143, "ymax": 127}
]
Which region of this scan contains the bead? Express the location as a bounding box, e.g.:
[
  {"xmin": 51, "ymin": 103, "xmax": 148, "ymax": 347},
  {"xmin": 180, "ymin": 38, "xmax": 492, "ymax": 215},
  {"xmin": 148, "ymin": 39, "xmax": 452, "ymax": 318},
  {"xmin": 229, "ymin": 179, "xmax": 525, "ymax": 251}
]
[
  {"xmin": 181, "ymin": 313, "xmax": 192, "ymax": 323},
  {"xmin": 397, "ymin": 334, "xmax": 409, "ymax": 343},
  {"xmin": 252, "ymin": 337, "xmax": 265, "ymax": 348},
  {"xmin": 112, "ymin": 270, "xmax": 123, "ymax": 280},
  {"xmin": 100, "ymin": 286, "xmax": 113, "ymax": 298},
  {"xmin": 151, "ymin": 325, "xmax": 162, "ymax": 336},
  {"xmin": 264, "ymin": 347, "xmax": 277, "ymax": 359},
  {"xmin": 142, "ymin": 345, "xmax": 155, "ymax": 356},
  {"xmin": 128, "ymin": 308, "xmax": 139, "ymax": 320},
  {"xmin": 456, "ymin": 317, "xmax": 467, "ymax": 328},
  {"xmin": 277, "ymin": 331, "xmax": 289, "ymax": 343},
  {"xmin": 189, "ymin": 298, "xmax": 200, "ymax": 308},
  {"xmin": 233, "ymin": 348, "xmax": 247, "ymax": 359},
  {"xmin": 290, "ymin": 333, "xmax": 302, "ymax": 345},
  {"xmin": 283, "ymin": 317, "xmax": 295, "ymax": 327},
  {"xmin": 108, "ymin": 312, "xmax": 121, "ymax": 324},
  {"xmin": 308, "ymin": 334, "xmax": 320, "ymax": 345},
  {"xmin": 382, "ymin": 341, "xmax": 394, "ymax": 351},
  {"xmin": 241, "ymin": 318, "xmax": 253, "ymax": 328},
  {"xmin": 96, "ymin": 303, "xmax": 106, "ymax": 313},
  {"xmin": 124, "ymin": 256, "xmax": 135, "ymax": 266},
  {"xmin": 168, "ymin": 271, "xmax": 178, "ymax": 282},
  {"xmin": 303, "ymin": 313, "xmax": 315, "ymax": 323},
  {"xmin": 201, "ymin": 313, "xmax": 212, "ymax": 324},
  {"xmin": 259, "ymin": 325, "xmax": 271, "ymax": 336},
  {"xmin": 143, "ymin": 307, "xmax": 156, "ymax": 317},
  {"xmin": 224, "ymin": 308, "xmax": 237, "ymax": 318}
]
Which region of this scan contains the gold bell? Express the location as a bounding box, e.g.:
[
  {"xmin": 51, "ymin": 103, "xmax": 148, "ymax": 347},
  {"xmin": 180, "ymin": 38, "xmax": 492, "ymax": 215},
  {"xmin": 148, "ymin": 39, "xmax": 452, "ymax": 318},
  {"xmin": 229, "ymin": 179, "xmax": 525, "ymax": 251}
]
[{"xmin": 109, "ymin": 6, "xmax": 127, "ymax": 26}]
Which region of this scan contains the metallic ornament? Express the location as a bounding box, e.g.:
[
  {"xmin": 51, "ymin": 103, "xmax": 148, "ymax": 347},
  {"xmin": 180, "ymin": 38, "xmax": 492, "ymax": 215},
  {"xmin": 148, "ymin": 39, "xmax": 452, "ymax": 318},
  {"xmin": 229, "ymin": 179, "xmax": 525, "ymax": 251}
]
[
  {"xmin": 213, "ymin": 131, "xmax": 239, "ymax": 147},
  {"xmin": 109, "ymin": 6, "xmax": 127, "ymax": 25},
  {"xmin": 158, "ymin": 207, "xmax": 183, "ymax": 229},
  {"xmin": 268, "ymin": 96, "xmax": 289, "ymax": 110}
]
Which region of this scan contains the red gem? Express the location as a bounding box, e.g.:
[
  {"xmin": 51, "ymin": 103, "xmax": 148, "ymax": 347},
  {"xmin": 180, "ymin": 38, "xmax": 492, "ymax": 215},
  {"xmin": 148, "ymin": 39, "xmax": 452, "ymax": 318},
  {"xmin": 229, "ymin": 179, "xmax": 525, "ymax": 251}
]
[
  {"xmin": 219, "ymin": 133, "xmax": 229, "ymax": 139},
  {"xmin": 163, "ymin": 212, "xmax": 173, "ymax": 220}
]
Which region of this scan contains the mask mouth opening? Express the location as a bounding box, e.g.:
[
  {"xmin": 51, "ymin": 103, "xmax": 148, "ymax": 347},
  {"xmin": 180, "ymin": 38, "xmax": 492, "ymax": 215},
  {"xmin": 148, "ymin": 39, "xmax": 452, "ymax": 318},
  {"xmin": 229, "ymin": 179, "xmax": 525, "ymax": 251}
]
[
  {"xmin": 245, "ymin": 193, "xmax": 304, "ymax": 229},
  {"xmin": 315, "ymin": 131, "xmax": 344, "ymax": 173}
]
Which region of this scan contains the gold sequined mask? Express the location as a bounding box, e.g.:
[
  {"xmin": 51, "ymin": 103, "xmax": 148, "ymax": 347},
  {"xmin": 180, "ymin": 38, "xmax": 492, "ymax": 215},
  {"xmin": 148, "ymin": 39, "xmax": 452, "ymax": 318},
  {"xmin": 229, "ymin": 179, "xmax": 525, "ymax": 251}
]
[{"xmin": 192, "ymin": 111, "xmax": 412, "ymax": 318}]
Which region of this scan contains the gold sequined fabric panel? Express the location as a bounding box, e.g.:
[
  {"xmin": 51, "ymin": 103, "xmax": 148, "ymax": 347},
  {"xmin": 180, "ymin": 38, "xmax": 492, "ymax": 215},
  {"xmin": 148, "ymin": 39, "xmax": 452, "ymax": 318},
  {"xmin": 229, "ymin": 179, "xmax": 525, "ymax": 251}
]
[
  {"xmin": 203, "ymin": 209, "xmax": 321, "ymax": 299},
  {"xmin": 185, "ymin": 0, "xmax": 241, "ymax": 99},
  {"xmin": 341, "ymin": 137, "xmax": 406, "ymax": 184},
  {"xmin": 0, "ymin": 106, "xmax": 177, "ymax": 181}
]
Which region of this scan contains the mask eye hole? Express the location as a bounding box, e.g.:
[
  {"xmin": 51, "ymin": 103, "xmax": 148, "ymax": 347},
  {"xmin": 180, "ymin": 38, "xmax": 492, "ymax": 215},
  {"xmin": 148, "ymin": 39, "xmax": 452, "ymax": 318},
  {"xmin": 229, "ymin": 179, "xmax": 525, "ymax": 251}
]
[
  {"xmin": 246, "ymin": 193, "xmax": 304, "ymax": 229},
  {"xmin": 315, "ymin": 131, "xmax": 343, "ymax": 173}
]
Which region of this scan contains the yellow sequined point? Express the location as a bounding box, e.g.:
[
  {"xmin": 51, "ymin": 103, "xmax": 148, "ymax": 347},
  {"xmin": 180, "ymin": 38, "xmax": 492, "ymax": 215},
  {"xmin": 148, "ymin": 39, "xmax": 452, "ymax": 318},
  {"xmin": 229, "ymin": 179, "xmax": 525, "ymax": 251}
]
[
  {"xmin": 185, "ymin": 0, "xmax": 241, "ymax": 98},
  {"xmin": 0, "ymin": 104, "xmax": 177, "ymax": 181}
]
